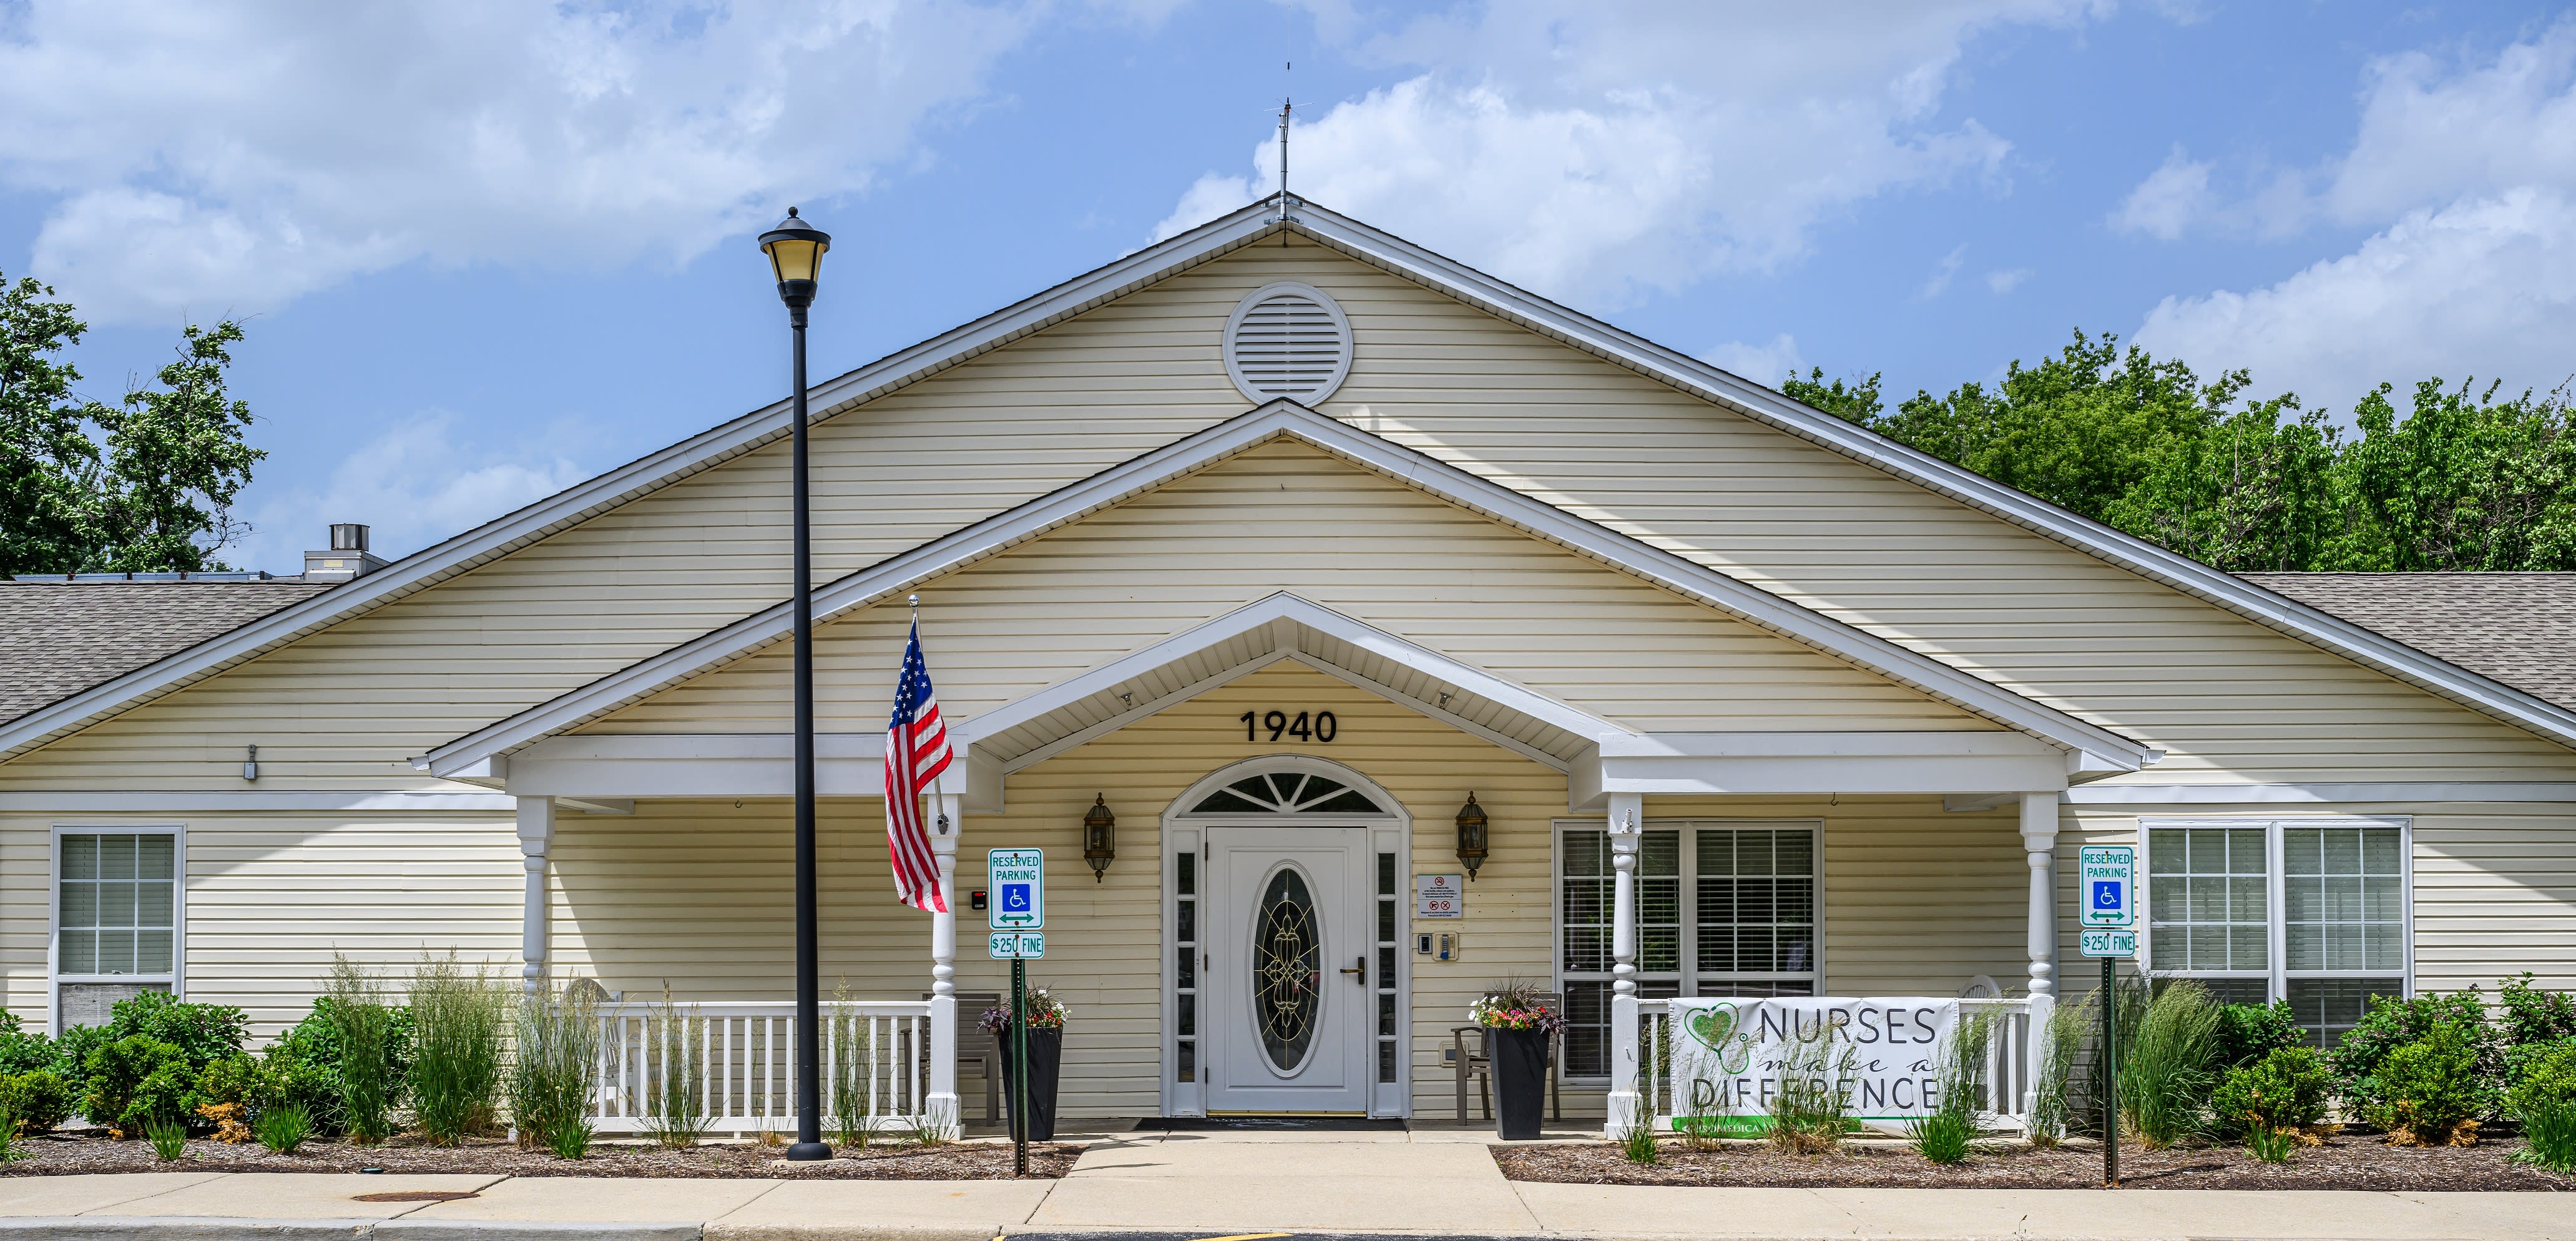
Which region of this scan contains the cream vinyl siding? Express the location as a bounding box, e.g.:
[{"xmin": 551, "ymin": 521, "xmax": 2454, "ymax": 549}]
[
  {"xmin": 547, "ymin": 662, "xmax": 1562, "ymax": 1119},
  {"xmin": 588, "ymin": 439, "xmax": 1991, "ymax": 734},
  {"xmin": 7, "ymin": 235, "xmax": 2572, "ymax": 790},
  {"xmin": 0, "ymin": 811, "xmax": 517, "ymax": 1036}
]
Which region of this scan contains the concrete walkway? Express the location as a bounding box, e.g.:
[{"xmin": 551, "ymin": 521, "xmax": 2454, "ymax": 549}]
[{"xmin": 0, "ymin": 1127, "xmax": 2567, "ymax": 1241}]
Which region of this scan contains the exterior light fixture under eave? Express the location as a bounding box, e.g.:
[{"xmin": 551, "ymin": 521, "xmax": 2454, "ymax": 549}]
[
  {"xmin": 1083, "ymin": 794, "xmax": 1117, "ymax": 882},
  {"xmin": 1455, "ymin": 791, "xmax": 1488, "ymax": 881}
]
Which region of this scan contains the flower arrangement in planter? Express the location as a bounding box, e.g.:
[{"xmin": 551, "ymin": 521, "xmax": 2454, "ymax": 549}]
[
  {"xmin": 981, "ymin": 988, "xmax": 1069, "ymax": 1141},
  {"xmin": 1472, "ymin": 981, "xmax": 1564, "ymax": 1141}
]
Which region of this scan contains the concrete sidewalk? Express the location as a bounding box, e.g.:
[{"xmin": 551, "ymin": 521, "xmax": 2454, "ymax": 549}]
[{"xmin": 0, "ymin": 1129, "xmax": 2568, "ymax": 1241}]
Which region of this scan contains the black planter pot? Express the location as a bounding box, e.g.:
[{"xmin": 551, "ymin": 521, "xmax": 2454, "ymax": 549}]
[
  {"xmin": 997, "ymin": 1026, "xmax": 1063, "ymax": 1141},
  {"xmin": 1489, "ymin": 1026, "xmax": 1549, "ymax": 1140}
]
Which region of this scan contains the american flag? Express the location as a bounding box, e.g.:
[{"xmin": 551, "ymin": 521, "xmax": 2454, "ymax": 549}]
[{"xmin": 883, "ymin": 621, "xmax": 953, "ymax": 913}]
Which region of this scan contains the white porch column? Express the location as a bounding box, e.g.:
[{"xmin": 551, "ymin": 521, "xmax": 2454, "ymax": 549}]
[
  {"xmin": 926, "ymin": 792, "xmax": 962, "ymax": 1137},
  {"xmin": 516, "ymin": 797, "xmax": 554, "ymax": 994},
  {"xmin": 1604, "ymin": 792, "xmax": 1645, "ymax": 1139},
  {"xmin": 2019, "ymin": 791, "xmax": 2060, "ymax": 1125}
]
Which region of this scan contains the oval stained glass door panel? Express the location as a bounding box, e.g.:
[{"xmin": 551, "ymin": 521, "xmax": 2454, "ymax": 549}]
[{"xmin": 1253, "ymin": 867, "xmax": 1322, "ymax": 1073}]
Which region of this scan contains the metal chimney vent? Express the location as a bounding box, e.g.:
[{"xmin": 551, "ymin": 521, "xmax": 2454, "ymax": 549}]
[
  {"xmin": 1222, "ymin": 282, "xmax": 1352, "ymax": 404},
  {"xmin": 330, "ymin": 523, "xmax": 370, "ymax": 552}
]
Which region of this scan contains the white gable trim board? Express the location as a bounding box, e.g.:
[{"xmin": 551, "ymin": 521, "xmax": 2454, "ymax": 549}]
[{"xmin": 11, "ymin": 200, "xmax": 2576, "ymax": 767}]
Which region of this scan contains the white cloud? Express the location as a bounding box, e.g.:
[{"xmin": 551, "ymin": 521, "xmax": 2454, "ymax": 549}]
[
  {"xmin": 1984, "ymin": 267, "xmax": 2032, "ymax": 293},
  {"xmin": 2132, "ymin": 21, "xmax": 2576, "ymax": 414},
  {"xmin": 1702, "ymin": 333, "xmax": 1806, "ymax": 386},
  {"xmin": 0, "ymin": 1, "xmax": 1042, "ymax": 323},
  {"xmin": 2109, "ymin": 145, "xmax": 2213, "ymax": 240},
  {"xmin": 1918, "ymin": 244, "xmax": 1969, "ymax": 299},
  {"xmin": 1153, "ymin": 2, "xmax": 2101, "ymax": 308},
  {"xmin": 234, "ymin": 412, "xmax": 595, "ymax": 573},
  {"xmin": 2135, "ymin": 190, "xmax": 2576, "ymax": 417}
]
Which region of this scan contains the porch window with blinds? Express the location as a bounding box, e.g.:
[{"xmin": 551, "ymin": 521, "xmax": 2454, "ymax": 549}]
[
  {"xmin": 2146, "ymin": 817, "xmax": 2408, "ymax": 1046},
  {"xmin": 1558, "ymin": 820, "xmax": 1818, "ymax": 1080}
]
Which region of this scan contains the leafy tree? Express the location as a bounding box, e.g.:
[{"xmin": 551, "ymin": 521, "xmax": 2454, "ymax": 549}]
[
  {"xmin": 2333, "ymin": 378, "xmax": 2576, "ymax": 571},
  {"xmin": 0, "ymin": 271, "xmax": 262, "ymax": 575}
]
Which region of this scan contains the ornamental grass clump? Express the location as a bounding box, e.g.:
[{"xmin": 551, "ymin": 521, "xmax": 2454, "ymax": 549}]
[
  {"xmin": 2119, "ymin": 980, "xmax": 2221, "ymax": 1149},
  {"xmin": 1767, "ymin": 1026, "xmax": 1858, "ymax": 1156},
  {"xmin": 253, "ymin": 1102, "xmax": 311, "ymax": 1155},
  {"xmin": 1619, "ymin": 1119, "xmax": 1660, "ymax": 1165},
  {"xmin": 510, "ymin": 981, "xmax": 602, "ymax": 1159},
  {"xmin": 828, "ymin": 982, "xmax": 876, "ymax": 1149},
  {"xmin": 1906, "ymin": 1008, "xmax": 1996, "ymax": 1166},
  {"xmin": 2510, "ymin": 1042, "xmax": 2576, "ymax": 1172},
  {"xmin": 638, "ymin": 985, "xmax": 708, "ymax": 1149},
  {"xmin": 144, "ymin": 1117, "xmax": 188, "ymax": 1161},
  {"xmin": 324, "ymin": 955, "xmax": 401, "ymax": 1144},
  {"xmin": 407, "ymin": 951, "xmax": 509, "ymax": 1145},
  {"xmin": 2030, "ymin": 992, "xmax": 2091, "ymax": 1147}
]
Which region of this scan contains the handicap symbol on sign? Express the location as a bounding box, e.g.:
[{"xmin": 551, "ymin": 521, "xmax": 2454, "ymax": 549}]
[
  {"xmin": 2092, "ymin": 880, "xmax": 2123, "ymax": 910},
  {"xmin": 1002, "ymin": 883, "xmax": 1032, "ymax": 912}
]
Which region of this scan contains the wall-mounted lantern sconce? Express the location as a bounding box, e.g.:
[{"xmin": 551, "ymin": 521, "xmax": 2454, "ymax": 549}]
[
  {"xmin": 1082, "ymin": 794, "xmax": 1117, "ymax": 882},
  {"xmin": 242, "ymin": 744, "xmax": 260, "ymax": 782},
  {"xmin": 1454, "ymin": 791, "xmax": 1488, "ymax": 880}
]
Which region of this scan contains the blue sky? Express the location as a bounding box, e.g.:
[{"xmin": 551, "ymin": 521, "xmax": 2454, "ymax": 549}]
[{"xmin": 6, "ymin": 1, "xmax": 2575, "ymax": 573}]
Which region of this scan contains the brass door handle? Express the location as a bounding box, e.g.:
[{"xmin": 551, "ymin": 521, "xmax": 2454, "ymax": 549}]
[{"xmin": 1341, "ymin": 955, "xmax": 1366, "ymax": 985}]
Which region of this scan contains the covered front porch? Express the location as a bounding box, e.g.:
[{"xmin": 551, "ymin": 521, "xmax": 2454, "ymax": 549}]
[{"xmin": 424, "ymin": 595, "xmax": 2155, "ymax": 1139}]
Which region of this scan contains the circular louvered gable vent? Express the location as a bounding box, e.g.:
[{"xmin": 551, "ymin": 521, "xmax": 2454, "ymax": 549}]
[{"xmin": 1222, "ymin": 282, "xmax": 1353, "ymax": 404}]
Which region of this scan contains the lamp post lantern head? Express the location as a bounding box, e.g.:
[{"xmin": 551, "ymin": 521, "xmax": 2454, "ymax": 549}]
[
  {"xmin": 1455, "ymin": 791, "xmax": 1489, "ymax": 880},
  {"xmin": 1082, "ymin": 794, "xmax": 1117, "ymax": 882},
  {"xmin": 759, "ymin": 207, "xmax": 831, "ymax": 309}
]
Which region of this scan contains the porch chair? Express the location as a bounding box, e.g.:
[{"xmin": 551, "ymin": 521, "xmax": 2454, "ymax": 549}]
[
  {"xmin": 1450, "ymin": 991, "xmax": 1564, "ymax": 1125},
  {"xmin": 921, "ymin": 990, "xmax": 1003, "ymax": 1127}
]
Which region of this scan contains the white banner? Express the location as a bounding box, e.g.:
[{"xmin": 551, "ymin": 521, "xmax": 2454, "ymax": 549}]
[{"xmin": 1665, "ymin": 996, "xmax": 1962, "ymax": 1134}]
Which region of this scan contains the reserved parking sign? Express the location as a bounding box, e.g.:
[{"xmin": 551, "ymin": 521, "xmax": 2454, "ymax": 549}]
[{"xmin": 2080, "ymin": 845, "xmax": 2135, "ymax": 928}]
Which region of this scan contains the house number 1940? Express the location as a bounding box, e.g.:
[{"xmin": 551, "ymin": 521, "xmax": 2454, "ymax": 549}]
[{"xmin": 1241, "ymin": 710, "xmax": 1338, "ymax": 742}]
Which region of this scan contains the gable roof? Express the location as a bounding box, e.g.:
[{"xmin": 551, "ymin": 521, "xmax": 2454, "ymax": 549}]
[
  {"xmin": 419, "ymin": 401, "xmax": 2157, "ymax": 778},
  {"xmin": 0, "ymin": 580, "xmax": 332, "ymax": 724},
  {"xmin": 7, "ymin": 195, "xmax": 2576, "ymax": 762},
  {"xmin": 2242, "ymin": 572, "xmax": 2576, "ymax": 712}
]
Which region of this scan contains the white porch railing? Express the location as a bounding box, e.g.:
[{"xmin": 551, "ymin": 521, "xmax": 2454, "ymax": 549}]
[
  {"xmin": 1636, "ymin": 996, "xmax": 2045, "ymax": 1134},
  {"xmin": 587, "ymin": 1000, "xmax": 934, "ymax": 1136}
]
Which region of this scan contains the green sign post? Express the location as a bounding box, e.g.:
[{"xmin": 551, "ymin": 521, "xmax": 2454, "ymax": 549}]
[
  {"xmin": 987, "ymin": 849, "xmax": 1044, "ymax": 1175},
  {"xmin": 2080, "ymin": 845, "xmax": 2135, "ymax": 1187}
]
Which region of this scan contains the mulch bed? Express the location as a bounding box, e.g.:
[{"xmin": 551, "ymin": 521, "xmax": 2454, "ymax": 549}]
[
  {"xmin": 1494, "ymin": 1136, "xmax": 2576, "ymax": 1191},
  {"xmin": 0, "ymin": 1131, "xmax": 1080, "ymax": 1179}
]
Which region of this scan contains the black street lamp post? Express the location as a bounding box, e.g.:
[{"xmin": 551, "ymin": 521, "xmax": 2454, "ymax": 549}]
[{"xmin": 760, "ymin": 207, "xmax": 833, "ymax": 1162}]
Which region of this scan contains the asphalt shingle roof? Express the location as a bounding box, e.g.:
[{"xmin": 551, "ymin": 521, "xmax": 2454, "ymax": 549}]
[
  {"xmin": 2240, "ymin": 572, "xmax": 2576, "ymax": 713},
  {"xmin": 0, "ymin": 582, "xmax": 333, "ymax": 724}
]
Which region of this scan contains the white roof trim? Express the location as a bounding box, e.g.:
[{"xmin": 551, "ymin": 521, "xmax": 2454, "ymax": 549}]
[
  {"xmin": 16, "ymin": 194, "xmax": 2559, "ymax": 762},
  {"xmin": 419, "ymin": 401, "xmax": 2152, "ymax": 777}
]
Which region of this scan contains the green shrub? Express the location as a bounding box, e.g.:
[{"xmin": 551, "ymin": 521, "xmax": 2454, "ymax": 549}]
[
  {"xmin": 2120, "ymin": 980, "xmax": 2221, "ymax": 1148},
  {"xmin": 193, "ymin": 1054, "xmax": 260, "ymax": 1112},
  {"xmin": 2364, "ymin": 1023, "xmax": 2492, "ymax": 1146},
  {"xmin": 2504, "ymin": 1036, "xmax": 2576, "ymax": 1094},
  {"xmin": 2499, "ymin": 973, "xmax": 2576, "ymax": 1048},
  {"xmin": 407, "ymin": 952, "xmax": 509, "ymax": 1144},
  {"xmin": 2214, "ymin": 1001, "xmax": 2308, "ymax": 1070},
  {"xmin": 47, "ymin": 1024, "xmax": 111, "ymax": 1110},
  {"xmin": 104, "ymin": 993, "xmax": 248, "ymax": 1071},
  {"xmin": 510, "ymin": 983, "xmax": 601, "ymax": 1157},
  {"xmin": 2509, "ymin": 1042, "xmax": 2576, "ymax": 1172},
  {"xmin": 81, "ymin": 1036, "xmax": 195, "ymax": 1135},
  {"xmin": 253, "ymin": 1102, "xmax": 311, "ymax": 1155},
  {"xmin": 0, "ymin": 1071, "xmax": 72, "ymax": 1136},
  {"xmin": 2211, "ymin": 1046, "xmax": 2332, "ymax": 1137},
  {"xmin": 0, "ymin": 1012, "xmax": 56, "ymax": 1079},
  {"xmin": 2333, "ymin": 989, "xmax": 2498, "ymax": 1115}
]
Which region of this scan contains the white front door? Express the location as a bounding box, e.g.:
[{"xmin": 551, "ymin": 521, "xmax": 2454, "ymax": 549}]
[{"xmin": 1205, "ymin": 825, "xmax": 1374, "ymax": 1113}]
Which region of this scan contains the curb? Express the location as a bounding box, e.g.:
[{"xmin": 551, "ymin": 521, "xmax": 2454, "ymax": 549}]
[{"xmin": 0, "ymin": 1221, "xmax": 705, "ymax": 1241}]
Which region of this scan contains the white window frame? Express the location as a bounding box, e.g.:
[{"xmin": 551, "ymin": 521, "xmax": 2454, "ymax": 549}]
[
  {"xmin": 1553, "ymin": 817, "xmax": 1824, "ymax": 1085},
  {"xmin": 50, "ymin": 824, "xmax": 186, "ymax": 1033},
  {"xmin": 2138, "ymin": 815, "xmax": 2413, "ymax": 1006}
]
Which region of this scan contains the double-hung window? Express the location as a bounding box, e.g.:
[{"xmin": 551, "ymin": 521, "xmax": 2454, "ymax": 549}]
[
  {"xmin": 54, "ymin": 829, "xmax": 182, "ymax": 1029},
  {"xmin": 1557, "ymin": 819, "xmax": 1819, "ymax": 1080},
  {"xmin": 2144, "ymin": 816, "xmax": 2408, "ymax": 1046}
]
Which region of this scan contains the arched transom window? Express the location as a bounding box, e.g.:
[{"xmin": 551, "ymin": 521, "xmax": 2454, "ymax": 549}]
[{"xmin": 1187, "ymin": 770, "xmax": 1388, "ymax": 815}]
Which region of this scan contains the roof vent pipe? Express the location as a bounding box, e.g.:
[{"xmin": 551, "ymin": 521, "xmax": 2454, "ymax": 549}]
[{"xmin": 305, "ymin": 523, "xmax": 389, "ymax": 583}]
